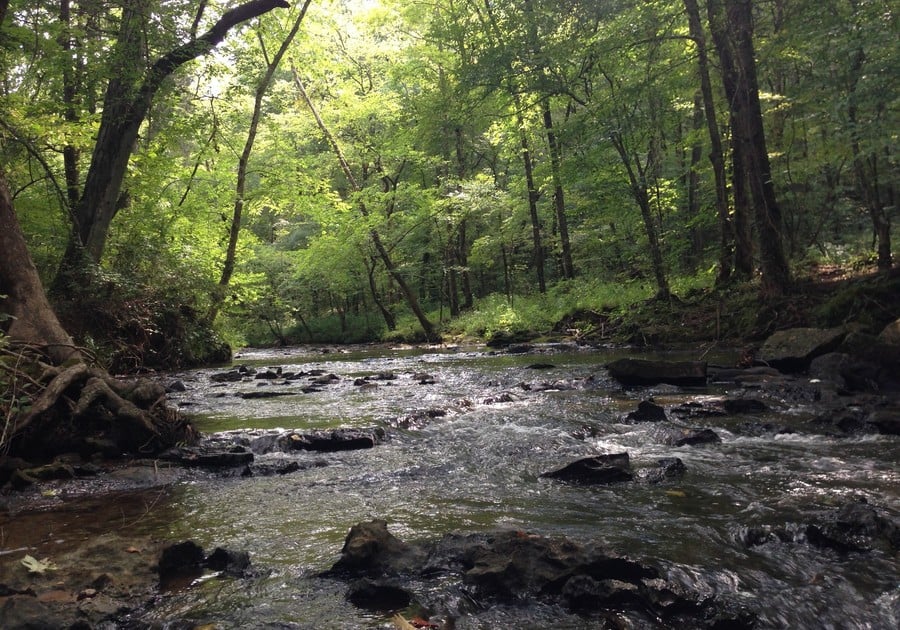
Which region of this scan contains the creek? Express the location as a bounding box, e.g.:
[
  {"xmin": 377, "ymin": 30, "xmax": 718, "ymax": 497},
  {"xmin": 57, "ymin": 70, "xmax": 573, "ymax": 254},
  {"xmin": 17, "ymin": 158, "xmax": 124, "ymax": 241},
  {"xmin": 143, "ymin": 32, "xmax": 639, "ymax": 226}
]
[{"xmin": 3, "ymin": 343, "xmax": 899, "ymax": 628}]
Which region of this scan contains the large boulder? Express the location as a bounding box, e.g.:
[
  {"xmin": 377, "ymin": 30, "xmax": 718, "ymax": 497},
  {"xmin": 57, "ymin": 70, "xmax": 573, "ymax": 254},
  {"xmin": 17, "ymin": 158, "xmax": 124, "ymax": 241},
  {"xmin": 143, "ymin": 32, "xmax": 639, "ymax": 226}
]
[
  {"xmin": 757, "ymin": 327, "xmax": 847, "ymax": 372},
  {"xmin": 606, "ymin": 358, "xmax": 707, "ymax": 387}
]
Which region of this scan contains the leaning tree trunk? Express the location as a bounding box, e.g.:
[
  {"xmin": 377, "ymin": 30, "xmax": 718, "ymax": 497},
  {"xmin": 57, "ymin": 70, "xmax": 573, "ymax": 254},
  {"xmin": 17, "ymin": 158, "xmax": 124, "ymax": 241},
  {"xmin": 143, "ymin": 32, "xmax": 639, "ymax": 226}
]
[
  {"xmin": 53, "ymin": 0, "xmax": 291, "ymax": 292},
  {"xmin": 209, "ymin": 1, "xmax": 311, "ymax": 323},
  {"xmin": 610, "ymin": 132, "xmax": 671, "ymax": 300},
  {"xmin": 1, "ymin": 172, "xmax": 193, "ymax": 459},
  {"xmin": 291, "ymin": 67, "xmax": 438, "ymax": 341}
]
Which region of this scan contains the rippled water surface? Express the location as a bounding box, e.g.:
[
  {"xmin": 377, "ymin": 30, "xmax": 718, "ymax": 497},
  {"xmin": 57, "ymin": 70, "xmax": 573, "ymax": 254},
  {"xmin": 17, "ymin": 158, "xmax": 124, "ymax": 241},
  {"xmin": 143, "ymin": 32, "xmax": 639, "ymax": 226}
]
[{"xmin": 5, "ymin": 344, "xmax": 900, "ymax": 628}]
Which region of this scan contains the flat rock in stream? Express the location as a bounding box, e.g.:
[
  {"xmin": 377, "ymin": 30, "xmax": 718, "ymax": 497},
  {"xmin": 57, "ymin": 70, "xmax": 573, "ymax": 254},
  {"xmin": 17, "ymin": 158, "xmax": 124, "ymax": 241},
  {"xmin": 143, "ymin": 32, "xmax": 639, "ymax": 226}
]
[
  {"xmin": 248, "ymin": 428, "xmax": 386, "ymax": 453},
  {"xmin": 607, "ymin": 358, "xmax": 707, "ymax": 387},
  {"xmin": 326, "ymin": 520, "xmax": 755, "ymax": 628}
]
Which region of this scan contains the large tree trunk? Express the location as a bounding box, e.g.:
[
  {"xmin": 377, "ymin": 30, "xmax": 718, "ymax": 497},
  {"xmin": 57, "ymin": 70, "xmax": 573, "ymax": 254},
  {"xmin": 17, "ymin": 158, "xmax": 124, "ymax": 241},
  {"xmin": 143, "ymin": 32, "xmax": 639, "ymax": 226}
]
[
  {"xmin": 53, "ymin": 0, "xmax": 290, "ymax": 291},
  {"xmin": 1, "ymin": 174, "xmax": 79, "ymax": 366},
  {"xmin": 709, "ymin": 0, "xmax": 790, "ymax": 297},
  {"xmin": 1, "ymin": 172, "xmax": 193, "ymax": 459}
]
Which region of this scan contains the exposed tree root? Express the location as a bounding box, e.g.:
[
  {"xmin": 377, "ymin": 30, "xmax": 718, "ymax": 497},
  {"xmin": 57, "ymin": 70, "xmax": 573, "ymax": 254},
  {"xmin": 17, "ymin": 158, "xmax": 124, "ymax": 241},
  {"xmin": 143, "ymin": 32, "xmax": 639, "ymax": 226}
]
[{"xmin": 3, "ymin": 354, "xmax": 193, "ymax": 460}]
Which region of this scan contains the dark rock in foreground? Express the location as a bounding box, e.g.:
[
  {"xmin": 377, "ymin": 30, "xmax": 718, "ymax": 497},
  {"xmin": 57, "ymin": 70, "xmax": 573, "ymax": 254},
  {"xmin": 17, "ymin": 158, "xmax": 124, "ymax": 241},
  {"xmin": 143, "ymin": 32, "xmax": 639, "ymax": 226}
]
[
  {"xmin": 326, "ymin": 520, "xmax": 755, "ymax": 628},
  {"xmin": 607, "ymin": 358, "xmax": 707, "ymax": 387}
]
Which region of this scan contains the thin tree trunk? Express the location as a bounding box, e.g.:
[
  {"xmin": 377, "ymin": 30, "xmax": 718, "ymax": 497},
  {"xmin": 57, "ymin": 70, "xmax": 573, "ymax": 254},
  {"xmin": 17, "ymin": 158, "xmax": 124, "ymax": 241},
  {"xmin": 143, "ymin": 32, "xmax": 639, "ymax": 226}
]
[
  {"xmin": 291, "ymin": 67, "xmax": 438, "ymax": 340},
  {"xmin": 610, "ymin": 132, "xmax": 670, "ymax": 299},
  {"xmin": 520, "ymin": 124, "xmax": 547, "ymax": 293},
  {"xmin": 684, "ymin": 0, "xmax": 733, "ymax": 283},
  {"xmin": 365, "ymin": 256, "xmax": 396, "ymax": 331},
  {"xmin": 542, "ymin": 103, "xmax": 575, "ymax": 280},
  {"xmin": 208, "ymin": 0, "xmax": 311, "ymax": 323}
]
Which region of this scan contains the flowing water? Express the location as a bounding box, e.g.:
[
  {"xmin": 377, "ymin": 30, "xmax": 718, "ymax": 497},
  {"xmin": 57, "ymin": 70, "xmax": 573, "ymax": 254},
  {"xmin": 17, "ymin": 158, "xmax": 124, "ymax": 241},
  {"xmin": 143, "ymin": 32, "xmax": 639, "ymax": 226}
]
[{"xmin": 3, "ymin": 344, "xmax": 899, "ymax": 628}]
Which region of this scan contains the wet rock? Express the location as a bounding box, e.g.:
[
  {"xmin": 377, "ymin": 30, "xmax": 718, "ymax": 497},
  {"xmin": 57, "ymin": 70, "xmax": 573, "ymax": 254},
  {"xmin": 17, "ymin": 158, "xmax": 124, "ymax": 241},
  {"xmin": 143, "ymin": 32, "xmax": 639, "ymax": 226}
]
[
  {"xmin": 660, "ymin": 427, "xmax": 721, "ymax": 447},
  {"xmin": 626, "ymin": 399, "xmax": 667, "ymax": 422},
  {"xmin": 708, "ymin": 365, "xmax": 784, "ymax": 384},
  {"xmin": 347, "ymin": 578, "xmax": 412, "ymax": 610},
  {"xmin": 670, "ymin": 400, "xmax": 727, "ymax": 419},
  {"xmin": 205, "ymin": 547, "xmax": 251, "ymax": 576},
  {"xmin": 639, "ymin": 457, "xmax": 686, "ymax": 483},
  {"xmin": 166, "ymin": 379, "xmax": 187, "ymax": 393},
  {"xmin": 742, "ymin": 501, "xmax": 899, "ymax": 554},
  {"xmin": 396, "ymin": 408, "xmax": 447, "ymax": 430},
  {"xmin": 247, "ymin": 428, "xmax": 385, "ymax": 454},
  {"xmin": 482, "ymin": 392, "xmax": 515, "ymax": 404},
  {"xmin": 607, "ymin": 358, "xmax": 707, "ymax": 387},
  {"xmin": 757, "ymin": 327, "xmax": 847, "ymax": 372},
  {"xmin": 807, "ymin": 501, "xmax": 900, "ymax": 553},
  {"xmin": 541, "ymin": 454, "xmax": 633, "ymax": 484},
  {"xmin": 239, "ymin": 390, "xmax": 297, "ymax": 399},
  {"xmin": 329, "ymin": 519, "xmax": 427, "ymax": 576},
  {"xmin": 159, "ymin": 444, "xmax": 254, "ymax": 468},
  {"xmin": 412, "ymin": 372, "xmax": 436, "ymax": 384},
  {"xmin": 158, "ymin": 540, "xmax": 205, "ymax": 580},
  {"xmin": 0, "ymin": 594, "xmax": 68, "ymax": 629},
  {"xmin": 254, "ymin": 369, "xmax": 281, "ymax": 380},
  {"xmin": 327, "ymin": 521, "xmax": 753, "ymax": 627},
  {"xmin": 310, "ymin": 373, "xmax": 339, "ymax": 385},
  {"xmin": 526, "ymin": 362, "xmax": 556, "ymax": 369},
  {"xmin": 210, "ymin": 369, "xmax": 244, "ymax": 383},
  {"xmin": 723, "ymin": 398, "xmax": 768, "ymax": 414}
]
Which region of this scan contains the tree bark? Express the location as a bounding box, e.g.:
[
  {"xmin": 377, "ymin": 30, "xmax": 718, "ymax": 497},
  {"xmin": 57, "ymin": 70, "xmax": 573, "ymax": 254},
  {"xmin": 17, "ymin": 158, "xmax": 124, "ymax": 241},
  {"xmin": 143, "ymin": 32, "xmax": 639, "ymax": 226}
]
[
  {"xmin": 712, "ymin": 0, "xmax": 790, "ymax": 297},
  {"xmin": 0, "ymin": 173, "xmax": 80, "ymax": 366},
  {"xmin": 53, "ymin": 0, "xmax": 290, "ymax": 289},
  {"xmin": 542, "ymin": 103, "xmax": 576, "ymax": 280},
  {"xmin": 684, "ymin": 0, "xmax": 733, "ymax": 283}
]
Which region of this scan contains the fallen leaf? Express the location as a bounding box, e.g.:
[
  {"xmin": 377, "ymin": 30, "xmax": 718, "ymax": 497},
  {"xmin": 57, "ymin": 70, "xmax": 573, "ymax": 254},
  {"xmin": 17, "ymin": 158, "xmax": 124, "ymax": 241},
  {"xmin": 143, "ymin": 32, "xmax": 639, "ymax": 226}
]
[
  {"xmin": 21, "ymin": 555, "xmax": 57, "ymax": 575},
  {"xmin": 666, "ymin": 490, "xmax": 687, "ymax": 498},
  {"xmin": 125, "ymin": 546, "xmax": 142, "ymax": 554},
  {"xmin": 391, "ymin": 614, "xmax": 417, "ymax": 630},
  {"xmin": 410, "ymin": 617, "xmax": 440, "ymax": 629}
]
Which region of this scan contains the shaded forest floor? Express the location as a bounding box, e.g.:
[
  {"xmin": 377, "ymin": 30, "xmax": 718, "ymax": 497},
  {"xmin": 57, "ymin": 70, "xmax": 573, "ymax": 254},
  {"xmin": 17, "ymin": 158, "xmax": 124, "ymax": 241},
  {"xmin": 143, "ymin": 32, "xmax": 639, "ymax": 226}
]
[{"xmin": 564, "ymin": 265, "xmax": 900, "ymax": 348}]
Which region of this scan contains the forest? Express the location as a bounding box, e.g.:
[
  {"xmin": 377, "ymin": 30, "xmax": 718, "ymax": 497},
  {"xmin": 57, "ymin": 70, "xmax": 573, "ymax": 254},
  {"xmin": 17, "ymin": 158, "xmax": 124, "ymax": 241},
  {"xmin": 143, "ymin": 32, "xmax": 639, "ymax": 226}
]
[{"xmin": 0, "ymin": 0, "xmax": 897, "ymax": 366}]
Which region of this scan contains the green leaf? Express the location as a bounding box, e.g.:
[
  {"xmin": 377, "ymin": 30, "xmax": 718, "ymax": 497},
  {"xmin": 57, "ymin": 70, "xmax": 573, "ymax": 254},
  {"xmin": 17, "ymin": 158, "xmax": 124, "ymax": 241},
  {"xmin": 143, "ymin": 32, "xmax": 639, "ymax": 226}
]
[{"xmin": 21, "ymin": 554, "xmax": 57, "ymax": 575}]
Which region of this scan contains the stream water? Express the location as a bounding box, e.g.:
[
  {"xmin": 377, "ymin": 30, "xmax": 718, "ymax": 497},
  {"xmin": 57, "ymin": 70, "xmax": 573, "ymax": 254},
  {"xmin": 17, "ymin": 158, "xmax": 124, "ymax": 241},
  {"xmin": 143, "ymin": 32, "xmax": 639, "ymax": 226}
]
[{"xmin": 3, "ymin": 343, "xmax": 899, "ymax": 628}]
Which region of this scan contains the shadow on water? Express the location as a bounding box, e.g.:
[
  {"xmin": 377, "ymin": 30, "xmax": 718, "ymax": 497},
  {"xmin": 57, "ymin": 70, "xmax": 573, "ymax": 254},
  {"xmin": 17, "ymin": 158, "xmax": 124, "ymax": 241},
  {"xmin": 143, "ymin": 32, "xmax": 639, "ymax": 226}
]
[{"xmin": 2, "ymin": 343, "xmax": 898, "ymax": 627}]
